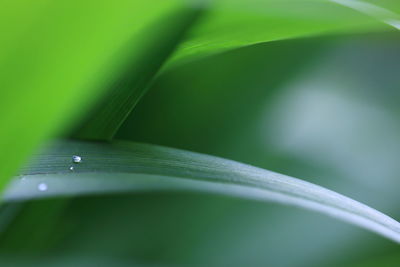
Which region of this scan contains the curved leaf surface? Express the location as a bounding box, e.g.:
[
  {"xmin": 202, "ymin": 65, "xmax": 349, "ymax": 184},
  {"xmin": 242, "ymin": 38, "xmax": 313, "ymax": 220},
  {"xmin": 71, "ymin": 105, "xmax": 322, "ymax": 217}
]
[
  {"xmin": 168, "ymin": 0, "xmax": 393, "ymax": 66},
  {"xmin": 5, "ymin": 140, "xmax": 400, "ymax": 243},
  {"xmin": 0, "ymin": 0, "xmax": 189, "ymax": 190}
]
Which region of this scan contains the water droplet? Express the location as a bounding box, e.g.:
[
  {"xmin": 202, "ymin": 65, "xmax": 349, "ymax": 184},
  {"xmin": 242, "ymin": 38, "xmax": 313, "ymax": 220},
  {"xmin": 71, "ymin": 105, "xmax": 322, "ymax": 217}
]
[
  {"xmin": 72, "ymin": 155, "xmax": 82, "ymax": 163},
  {"xmin": 38, "ymin": 183, "xmax": 48, "ymax": 191},
  {"xmin": 69, "ymin": 166, "xmax": 74, "ymax": 171}
]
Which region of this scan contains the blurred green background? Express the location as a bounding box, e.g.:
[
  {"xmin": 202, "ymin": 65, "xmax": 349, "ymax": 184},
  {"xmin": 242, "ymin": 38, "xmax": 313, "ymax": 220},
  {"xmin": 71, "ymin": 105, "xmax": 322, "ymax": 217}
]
[
  {"xmin": 119, "ymin": 32, "xmax": 400, "ymax": 266},
  {"xmin": 1, "ymin": 1, "xmax": 400, "ymax": 266},
  {"xmin": 2, "ymin": 32, "xmax": 400, "ymax": 266}
]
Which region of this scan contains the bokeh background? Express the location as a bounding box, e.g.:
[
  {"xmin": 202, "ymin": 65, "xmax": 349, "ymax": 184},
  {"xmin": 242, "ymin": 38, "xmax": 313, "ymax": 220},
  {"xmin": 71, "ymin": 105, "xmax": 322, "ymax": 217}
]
[{"xmin": 1, "ymin": 1, "xmax": 400, "ymax": 265}]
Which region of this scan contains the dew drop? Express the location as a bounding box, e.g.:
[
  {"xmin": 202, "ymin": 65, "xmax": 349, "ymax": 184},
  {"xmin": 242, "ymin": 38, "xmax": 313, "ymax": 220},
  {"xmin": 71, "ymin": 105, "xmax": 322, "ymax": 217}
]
[
  {"xmin": 72, "ymin": 155, "xmax": 82, "ymax": 163},
  {"xmin": 69, "ymin": 166, "xmax": 74, "ymax": 171},
  {"xmin": 38, "ymin": 183, "xmax": 48, "ymax": 192}
]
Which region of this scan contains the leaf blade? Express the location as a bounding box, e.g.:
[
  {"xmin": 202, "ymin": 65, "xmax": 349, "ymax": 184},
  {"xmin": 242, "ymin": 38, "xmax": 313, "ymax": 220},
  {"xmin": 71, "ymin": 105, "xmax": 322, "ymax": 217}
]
[
  {"xmin": 0, "ymin": 0, "xmax": 190, "ymax": 191},
  {"xmin": 167, "ymin": 0, "xmax": 390, "ymax": 67},
  {"xmin": 6, "ymin": 140, "xmax": 400, "ymax": 243},
  {"xmin": 72, "ymin": 7, "xmax": 204, "ymax": 141}
]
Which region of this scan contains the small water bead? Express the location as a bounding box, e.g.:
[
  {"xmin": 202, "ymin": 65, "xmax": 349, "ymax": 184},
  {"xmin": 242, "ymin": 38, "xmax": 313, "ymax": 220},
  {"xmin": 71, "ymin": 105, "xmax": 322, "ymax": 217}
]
[
  {"xmin": 72, "ymin": 155, "xmax": 82, "ymax": 163},
  {"xmin": 38, "ymin": 183, "xmax": 48, "ymax": 191},
  {"xmin": 69, "ymin": 166, "xmax": 74, "ymax": 171}
]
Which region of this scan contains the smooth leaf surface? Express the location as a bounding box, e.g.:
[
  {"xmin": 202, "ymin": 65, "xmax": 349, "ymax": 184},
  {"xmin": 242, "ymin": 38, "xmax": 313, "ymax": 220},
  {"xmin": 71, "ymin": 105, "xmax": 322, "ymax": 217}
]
[
  {"xmin": 5, "ymin": 140, "xmax": 400, "ymax": 243},
  {"xmin": 114, "ymin": 33, "xmax": 400, "ymax": 262},
  {"xmin": 71, "ymin": 0, "xmax": 400, "ymax": 142},
  {"xmin": 331, "ymin": 0, "xmax": 400, "ymax": 30},
  {"xmin": 168, "ymin": 0, "xmax": 393, "ymax": 66},
  {"xmin": 2, "ymin": 0, "xmax": 400, "ymax": 193},
  {"xmin": 0, "ymin": 0, "xmax": 189, "ymax": 191},
  {"xmin": 73, "ymin": 7, "xmax": 203, "ymax": 141}
]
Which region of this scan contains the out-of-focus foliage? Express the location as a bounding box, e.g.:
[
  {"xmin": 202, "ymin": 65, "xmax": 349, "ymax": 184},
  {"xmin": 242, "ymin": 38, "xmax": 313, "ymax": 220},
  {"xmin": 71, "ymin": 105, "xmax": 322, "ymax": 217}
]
[
  {"xmin": 118, "ymin": 32, "xmax": 400, "ymax": 265},
  {"xmin": 169, "ymin": 0, "xmax": 386, "ymax": 65},
  {"xmin": 0, "ymin": 0, "xmax": 188, "ymax": 189},
  {"xmin": 0, "ymin": 0, "xmax": 394, "ymax": 188},
  {"xmin": 1, "ymin": 0, "xmax": 400, "ymax": 266}
]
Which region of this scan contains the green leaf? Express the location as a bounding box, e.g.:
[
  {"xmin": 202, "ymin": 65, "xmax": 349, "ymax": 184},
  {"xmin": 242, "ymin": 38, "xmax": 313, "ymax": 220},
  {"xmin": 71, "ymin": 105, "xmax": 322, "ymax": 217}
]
[
  {"xmin": 5, "ymin": 140, "xmax": 400, "ymax": 243},
  {"xmin": 72, "ymin": 7, "xmax": 203, "ymax": 141},
  {"xmin": 0, "ymin": 0, "xmax": 192, "ymax": 190},
  {"xmin": 70, "ymin": 0, "xmax": 400, "ymax": 143},
  {"xmin": 167, "ymin": 0, "xmax": 391, "ymax": 67},
  {"xmin": 80, "ymin": 0, "xmax": 400, "ymax": 142},
  {"xmin": 331, "ymin": 0, "xmax": 400, "ymax": 30}
]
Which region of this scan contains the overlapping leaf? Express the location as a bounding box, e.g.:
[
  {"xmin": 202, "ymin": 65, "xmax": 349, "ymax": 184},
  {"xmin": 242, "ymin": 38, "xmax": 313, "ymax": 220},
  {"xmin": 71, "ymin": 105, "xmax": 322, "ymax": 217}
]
[{"xmin": 0, "ymin": 0, "xmax": 192, "ymax": 189}]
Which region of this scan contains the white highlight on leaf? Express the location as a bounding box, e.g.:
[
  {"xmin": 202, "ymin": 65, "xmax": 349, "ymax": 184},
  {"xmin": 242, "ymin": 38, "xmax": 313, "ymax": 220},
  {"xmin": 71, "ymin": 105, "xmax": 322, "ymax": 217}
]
[
  {"xmin": 4, "ymin": 141, "xmax": 400, "ymax": 243},
  {"xmin": 331, "ymin": 0, "xmax": 400, "ymax": 30}
]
